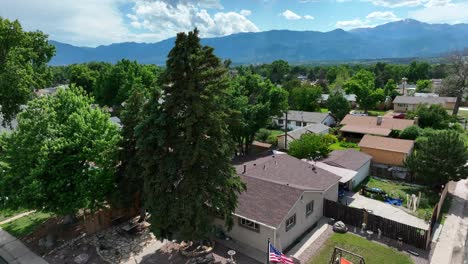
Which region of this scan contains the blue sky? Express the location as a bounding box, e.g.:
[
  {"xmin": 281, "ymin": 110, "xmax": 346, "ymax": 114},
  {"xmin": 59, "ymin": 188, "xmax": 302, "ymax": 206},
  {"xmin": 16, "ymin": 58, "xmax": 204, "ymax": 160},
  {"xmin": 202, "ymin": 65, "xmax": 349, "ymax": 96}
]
[{"xmin": 1, "ymin": 0, "xmax": 467, "ymax": 47}]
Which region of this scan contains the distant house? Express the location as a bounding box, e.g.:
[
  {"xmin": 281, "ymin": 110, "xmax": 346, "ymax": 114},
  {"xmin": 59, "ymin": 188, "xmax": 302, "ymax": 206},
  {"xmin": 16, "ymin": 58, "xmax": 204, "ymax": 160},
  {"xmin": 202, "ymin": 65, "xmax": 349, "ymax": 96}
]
[
  {"xmin": 0, "ymin": 117, "xmax": 17, "ymax": 134},
  {"xmin": 320, "ymin": 149, "xmax": 372, "ymax": 189},
  {"xmin": 219, "ymin": 154, "xmax": 340, "ymax": 254},
  {"xmin": 277, "ymin": 123, "xmax": 329, "ymax": 150},
  {"xmin": 339, "ymin": 114, "xmax": 414, "ymax": 139},
  {"xmin": 397, "ymin": 82, "xmax": 416, "ymax": 96},
  {"xmin": 393, "ymin": 96, "xmax": 457, "ymax": 112},
  {"xmin": 358, "ymin": 135, "xmax": 414, "ymax": 166},
  {"xmin": 273, "ymin": 110, "xmax": 336, "ymax": 130},
  {"xmin": 321, "ymin": 94, "xmax": 357, "ymax": 108}
]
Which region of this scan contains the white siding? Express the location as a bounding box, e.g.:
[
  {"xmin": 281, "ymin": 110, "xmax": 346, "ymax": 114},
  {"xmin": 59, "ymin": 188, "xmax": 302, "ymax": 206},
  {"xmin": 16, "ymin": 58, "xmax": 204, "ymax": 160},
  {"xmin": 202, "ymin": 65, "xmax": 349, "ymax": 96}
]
[
  {"xmin": 322, "ymin": 115, "xmax": 336, "ymax": 127},
  {"xmin": 351, "ymin": 160, "xmax": 371, "ymax": 189},
  {"xmin": 215, "ymin": 216, "xmax": 275, "ymax": 253},
  {"xmin": 276, "ymin": 192, "xmax": 324, "ymax": 251},
  {"xmin": 324, "ymin": 182, "xmax": 339, "ymax": 202}
]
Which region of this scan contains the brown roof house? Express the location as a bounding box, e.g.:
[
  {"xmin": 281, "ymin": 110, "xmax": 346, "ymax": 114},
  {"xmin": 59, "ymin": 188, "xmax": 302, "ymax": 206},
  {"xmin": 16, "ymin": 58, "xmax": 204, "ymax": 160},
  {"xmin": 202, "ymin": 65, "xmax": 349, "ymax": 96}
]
[
  {"xmin": 339, "ymin": 114, "xmax": 414, "ymax": 138},
  {"xmin": 216, "ymin": 154, "xmax": 340, "ymax": 259},
  {"xmin": 358, "ymin": 135, "xmax": 414, "ymax": 166},
  {"xmin": 277, "ymin": 123, "xmax": 330, "ymax": 150},
  {"xmin": 320, "ymin": 149, "xmax": 372, "ymax": 189},
  {"xmin": 393, "ymin": 96, "xmax": 457, "ymax": 112}
]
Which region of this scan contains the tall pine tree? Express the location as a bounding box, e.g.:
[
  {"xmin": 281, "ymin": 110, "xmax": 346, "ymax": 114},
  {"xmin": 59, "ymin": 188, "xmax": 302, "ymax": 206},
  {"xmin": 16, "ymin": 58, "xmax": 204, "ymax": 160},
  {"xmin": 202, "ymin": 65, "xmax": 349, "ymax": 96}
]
[{"xmin": 136, "ymin": 29, "xmax": 245, "ymax": 242}]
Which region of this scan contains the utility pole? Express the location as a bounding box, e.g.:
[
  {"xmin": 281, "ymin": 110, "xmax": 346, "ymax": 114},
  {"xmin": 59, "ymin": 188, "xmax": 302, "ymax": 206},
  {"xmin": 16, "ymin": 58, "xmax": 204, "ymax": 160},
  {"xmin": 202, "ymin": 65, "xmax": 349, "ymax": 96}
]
[{"xmin": 284, "ymin": 111, "xmax": 288, "ymax": 150}]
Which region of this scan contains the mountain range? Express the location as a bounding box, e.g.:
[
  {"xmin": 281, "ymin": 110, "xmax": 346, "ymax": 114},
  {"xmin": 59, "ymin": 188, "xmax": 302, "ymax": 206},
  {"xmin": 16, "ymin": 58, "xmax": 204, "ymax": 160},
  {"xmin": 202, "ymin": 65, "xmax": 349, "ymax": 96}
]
[{"xmin": 49, "ymin": 19, "xmax": 468, "ymax": 66}]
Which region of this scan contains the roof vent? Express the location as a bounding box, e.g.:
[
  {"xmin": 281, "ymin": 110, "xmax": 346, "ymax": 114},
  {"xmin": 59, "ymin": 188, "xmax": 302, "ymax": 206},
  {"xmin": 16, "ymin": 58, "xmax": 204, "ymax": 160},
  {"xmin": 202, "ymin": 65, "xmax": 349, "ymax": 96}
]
[
  {"xmin": 263, "ymin": 164, "xmax": 266, "ymax": 170},
  {"xmin": 242, "ymin": 164, "xmax": 246, "ymax": 174}
]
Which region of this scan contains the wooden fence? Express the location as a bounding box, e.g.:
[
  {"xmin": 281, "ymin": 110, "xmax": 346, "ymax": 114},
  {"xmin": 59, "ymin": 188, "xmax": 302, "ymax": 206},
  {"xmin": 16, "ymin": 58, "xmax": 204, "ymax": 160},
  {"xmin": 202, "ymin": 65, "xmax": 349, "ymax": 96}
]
[{"xmin": 323, "ymin": 199, "xmax": 429, "ymax": 249}]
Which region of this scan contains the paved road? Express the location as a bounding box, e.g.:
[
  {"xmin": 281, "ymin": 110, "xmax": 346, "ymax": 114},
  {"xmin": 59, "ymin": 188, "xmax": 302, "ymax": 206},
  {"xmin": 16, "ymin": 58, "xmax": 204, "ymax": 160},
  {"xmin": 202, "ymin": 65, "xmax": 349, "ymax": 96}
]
[
  {"xmin": 343, "ymin": 192, "xmax": 429, "ymax": 230},
  {"xmin": 431, "ymin": 179, "xmax": 468, "ymax": 264}
]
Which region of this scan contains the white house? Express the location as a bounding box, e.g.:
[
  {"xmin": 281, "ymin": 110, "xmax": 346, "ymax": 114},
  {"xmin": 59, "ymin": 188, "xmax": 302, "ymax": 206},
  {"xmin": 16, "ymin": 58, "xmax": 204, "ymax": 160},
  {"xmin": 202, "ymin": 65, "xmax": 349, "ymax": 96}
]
[
  {"xmin": 320, "ymin": 149, "xmax": 372, "ymax": 190},
  {"xmin": 277, "ymin": 123, "xmax": 330, "ymax": 150},
  {"xmin": 273, "ymin": 110, "xmax": 335, "ymax": 130},
  {"xmin": 218, "ymin": 154, "xmax": 340, "ymax": 256}
]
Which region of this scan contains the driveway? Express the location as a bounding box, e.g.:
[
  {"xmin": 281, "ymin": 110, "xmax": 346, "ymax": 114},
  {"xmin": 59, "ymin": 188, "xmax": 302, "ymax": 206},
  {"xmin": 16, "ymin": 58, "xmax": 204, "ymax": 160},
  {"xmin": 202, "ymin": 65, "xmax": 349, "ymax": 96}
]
[{"xmin": 342, "ymin": 192, "xmax": 429, "ymax": 230}]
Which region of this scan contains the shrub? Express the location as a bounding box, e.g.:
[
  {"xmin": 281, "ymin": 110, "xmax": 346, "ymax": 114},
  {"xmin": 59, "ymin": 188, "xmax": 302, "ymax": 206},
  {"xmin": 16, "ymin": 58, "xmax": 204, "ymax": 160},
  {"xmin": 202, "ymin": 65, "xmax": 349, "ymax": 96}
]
[
  {"xmin": 289, "ymin": 133, "xmax": 332, "ymax": 160},
  {"xmin": 255, "ymin": 128, "xmax": 272, "ymax": 142},
  {"xmin": 399, "ymin": 125, "xmax": 422, "ymax": 140}
]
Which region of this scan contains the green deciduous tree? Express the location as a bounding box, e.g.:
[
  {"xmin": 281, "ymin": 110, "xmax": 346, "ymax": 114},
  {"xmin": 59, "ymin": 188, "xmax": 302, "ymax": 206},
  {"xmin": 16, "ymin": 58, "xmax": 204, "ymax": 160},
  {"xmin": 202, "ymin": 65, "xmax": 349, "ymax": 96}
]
[
  {"xmin": 228, "ymin": 71, "xmax": 288, "ymax": 155},
  {"xmin": 404, "ymin": 130, "xmax": 467, "ymax": 186},
  {"xmin": 344, "ymin": 70, "xmax": 385, "ymax": 113},
  {"xmin": 288, "ymin": 133, "xmax": 335, "ymax": 160},
  {"xmin": 0, "ymin": 17, "xmax": 55, "ymax": 125},
  {"xmin": 327, "ymin": 92, "xmax": 351, "ymax": 121},
  {"xmin": 406, "ymin": 104, "xmax": 452, "ymax": 129},
  {"xmin": 95, "ymin": 60, "xmax": 160, "ymax": 107},
  {"xmin": 384, "ymin": 79, "xmax": 398, "ymax": 98},
  {"xmin": 268, "ymin": 60, "xmax": 289, "ymax": 84},
  {"xmin": 135, "ymin": 29, "xmax": 245, "ymax": 242},
  {"xmin": 290, "ymin": 84, "xmax": 322, "ymax": 112},
  {"xmin": 399, "ymin": 125, "xmax": 422, "ymax": 140},
  {"xmin": 69, "ymin": 64, "xmax": 98, "ymax": 94},
  {"xmin": 0, "ymin": 86, "xmax": 120, "ymax": 216},
  {"xmin": 416, "ymin": 79, "xmax": 432, "ymax": 93}
]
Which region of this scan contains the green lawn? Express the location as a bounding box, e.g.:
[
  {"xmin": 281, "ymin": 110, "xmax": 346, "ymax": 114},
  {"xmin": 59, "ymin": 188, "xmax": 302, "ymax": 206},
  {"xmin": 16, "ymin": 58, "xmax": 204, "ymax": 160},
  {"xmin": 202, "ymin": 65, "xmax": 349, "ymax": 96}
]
[
  {"xmin": 0, "ymin": 211, "xmax": 53, "ymax": 238},
  {"xmin": 456, "ymin": 109, "xmax": 468, "ymax": 120},
  {"xmin": 308, "ymin": 233, "xmax": 413, "ymax": 264},
  {"xmin": 360, "ymin": 177, "xmax": 439, "ymax": 220},
  {"xmin": 320, "ymin": 108, "xmax": 329, "ymax": 113},
  {"xmin": 329, "ymin": 140, "xmax": 360, "ymax": 151},
  {"xmin": 368, "ymin": 110, "xmax": 388, "ymax": 116},
  {"xmin": 0, "ymin": 208, "xmax": 27, "ymax": 222}
]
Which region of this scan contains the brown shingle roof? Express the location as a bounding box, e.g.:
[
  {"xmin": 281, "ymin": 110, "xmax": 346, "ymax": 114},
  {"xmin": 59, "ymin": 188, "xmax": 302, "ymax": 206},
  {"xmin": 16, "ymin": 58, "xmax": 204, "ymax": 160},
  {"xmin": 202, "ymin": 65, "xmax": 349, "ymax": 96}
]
[
  {"xmin": 235, "ymin": 175, "xmax": 303, "ymax": 227},
  {"xmin": 322, "ymin": 150, "xmax": 372, "ymax": 171},
  {"xmin": 393, "ymin": 96, "xmax": 457, "ymax": 105},
  {"xmin": 340, "ymin": 115, "xmax": 414, "ymax": 131},
  {"xmin": 277, "ymin": 111, "xmax": 331, "ymax": 124},
  {"xmin": 236, "ymin": 154, "xmax": 341, "ymax": 191},
  {"xmin": 339, "ymin": 125, "xmax": 391, "ymax": 136},
  {"xmin": 358, "ymin": 135, "xmax": 414, "ymax": 154}
]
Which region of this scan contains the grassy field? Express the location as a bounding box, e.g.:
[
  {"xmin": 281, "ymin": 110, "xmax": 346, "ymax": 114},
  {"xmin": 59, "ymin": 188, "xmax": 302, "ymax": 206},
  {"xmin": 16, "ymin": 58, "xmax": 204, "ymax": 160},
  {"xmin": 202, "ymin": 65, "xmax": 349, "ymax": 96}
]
[
  {"xmin": 457, "ymin": 109, "xmax": 468, "ymax": 120},
  {"xmin": 308, "ymin": 233, "xmax": 413, "ymax": 264},
  {"xmin": 0, "ymin": 211, "xmax": 53, "ymax": 238},
  {"xmin": 320, "ymin": 108, "xmax": 329, "ymax": 113},
  {"xmin": 329, "ymin": 140, "xmax": 360, "ymax": 151},
  {"xmin": 0, "ymin": 208, "xmax": 27, "ymax": 222},
  {"xmin": 360, "ymin": 177, "xmax": 439, "ymax": 220},
  {"xmin": 368, "ymin": 110, "xmax": 388, "ymax": 116}
]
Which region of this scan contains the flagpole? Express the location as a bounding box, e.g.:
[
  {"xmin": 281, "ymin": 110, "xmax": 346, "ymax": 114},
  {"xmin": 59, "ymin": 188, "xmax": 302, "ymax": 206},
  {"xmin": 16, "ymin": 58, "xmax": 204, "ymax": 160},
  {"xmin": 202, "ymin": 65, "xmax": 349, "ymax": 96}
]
[{"xmin": 267, "ymin": 238, "xmax": 270, "ymax": 264}]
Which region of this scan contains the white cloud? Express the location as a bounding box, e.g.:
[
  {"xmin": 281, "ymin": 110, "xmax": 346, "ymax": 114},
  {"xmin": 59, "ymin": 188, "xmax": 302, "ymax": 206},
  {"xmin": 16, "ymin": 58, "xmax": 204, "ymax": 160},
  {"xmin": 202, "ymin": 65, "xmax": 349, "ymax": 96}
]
[
  {"xmin": 410, "ymin": 1, "xmax": 468, "ymax": 23},
  {"xmin": 366, "ymin": 0, "xmax": 425, "ymax": 8},
  {"xmin": 130, "ymin": 0, "xmax": 259, "ymax": 40},
  {"xmin": 280, "ymin": 10, "xmax": 314, "ymax": 20},
  {"xmin": 423, "ymin": 0, "xmax": 453, "ymax": 7},
  {"xmin": 281, "ymin": 10, "xmax": 302, "ymax": 20},
  {"xmin": 0, "ymin": 0, "xmax": 259, "ymax": 46},
  {"xmin": 336, "ymin": 19, "xmax": 369, "ymax": 28},
  {"xmin": 336, "ymin": 10, "xmax": 400, "ymax": 29},
  {"xmin": 240, "ymin": 9, "xmax": 252, "ymax": 16},
  {"xmin": 336, "ymin": 0, "xmax": 352, "ymax": 2},
  {"xmin": 299, "ymin": 0, "xmax": 319, "ymax": 3},
  {"xmin": 366, "ymin": 11, "xmax": 398, "ymax": 21}
]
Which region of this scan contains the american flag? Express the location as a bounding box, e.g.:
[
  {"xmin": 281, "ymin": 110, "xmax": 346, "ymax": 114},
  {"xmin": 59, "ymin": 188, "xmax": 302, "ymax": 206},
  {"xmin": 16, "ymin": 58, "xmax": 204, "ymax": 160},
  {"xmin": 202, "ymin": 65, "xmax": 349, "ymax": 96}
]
[{"xmin": 269, "ymin": 243, "xmax": 294, "ymax": 264}]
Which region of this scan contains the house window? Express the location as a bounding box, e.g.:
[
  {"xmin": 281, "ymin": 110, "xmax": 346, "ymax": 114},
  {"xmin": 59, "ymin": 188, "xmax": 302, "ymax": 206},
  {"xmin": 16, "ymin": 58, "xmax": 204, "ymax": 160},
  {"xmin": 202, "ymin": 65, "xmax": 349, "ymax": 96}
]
[
  {"xmin": 287, "ymin": 120, "xmax": 291, "ymax": 124},
  {"xmin": 278, "ymin": 119, "xmax": 284, "ymax": 125},
  {"xmin": 239, "ymin": 218, "xmax": 260, "ymax": 232},
  {"xmin": 302, "ymin": 122, "xmax": 307, "ymax": 126},
  {"xmin": 285, "ymin": 214, "xmax": 296, "ymax": 232},
  {"xmin": 306, "ymin": 201, "xmax": 314, "ymax": 217},
  {"xmin": 295, "ymin": 121, "xmax": 301, "ymax": 126}
]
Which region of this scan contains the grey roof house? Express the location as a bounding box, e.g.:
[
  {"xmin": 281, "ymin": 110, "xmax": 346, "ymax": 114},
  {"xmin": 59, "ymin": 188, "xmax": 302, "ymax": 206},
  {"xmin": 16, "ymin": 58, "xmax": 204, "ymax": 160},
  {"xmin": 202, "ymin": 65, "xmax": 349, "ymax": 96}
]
[
  {"xmin": 277, "ymin": 123, "xmax": 329, "ymax": 150},
  {"xmin": 273, "ymin": 110, "xmax": 336, "ymax": 130}
]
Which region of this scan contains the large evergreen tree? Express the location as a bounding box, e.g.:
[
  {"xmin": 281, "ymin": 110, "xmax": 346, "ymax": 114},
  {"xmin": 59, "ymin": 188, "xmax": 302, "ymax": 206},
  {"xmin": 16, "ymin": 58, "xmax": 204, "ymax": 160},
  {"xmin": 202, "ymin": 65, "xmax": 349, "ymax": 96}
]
[
  {"xmin": 404, "ymin": 130, "xmax": 467, "ymax": 186},
  {"xmin": 136, "ymin": 29, "xmax": 245, "ymax": 241}
]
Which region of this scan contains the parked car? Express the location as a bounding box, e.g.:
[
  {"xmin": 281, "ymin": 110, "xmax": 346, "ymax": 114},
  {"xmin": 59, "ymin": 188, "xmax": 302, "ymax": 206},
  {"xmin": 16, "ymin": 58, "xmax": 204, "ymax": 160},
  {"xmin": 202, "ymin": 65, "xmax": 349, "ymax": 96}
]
[{"xmin": 393, "ymin": 113, "xmax": 405, "ymax": 119}]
